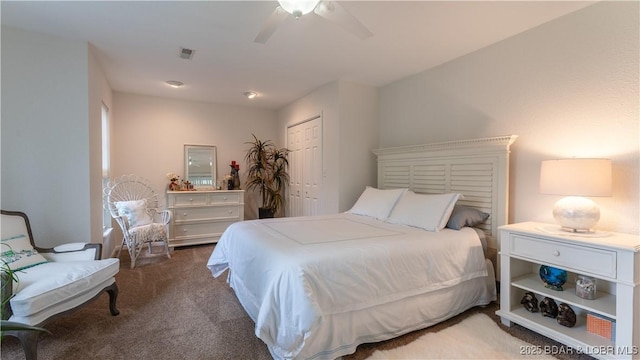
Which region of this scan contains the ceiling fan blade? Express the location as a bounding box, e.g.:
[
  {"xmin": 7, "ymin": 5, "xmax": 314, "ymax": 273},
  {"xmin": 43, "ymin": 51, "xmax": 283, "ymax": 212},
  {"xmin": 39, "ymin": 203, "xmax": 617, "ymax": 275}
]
[
  {"xmin": 254, "ymin": 6, "xmax": 290, "ymax": 44},
  {"xmin": 314, "ymin": 0, "xmax": 372, "ymax": 40}
]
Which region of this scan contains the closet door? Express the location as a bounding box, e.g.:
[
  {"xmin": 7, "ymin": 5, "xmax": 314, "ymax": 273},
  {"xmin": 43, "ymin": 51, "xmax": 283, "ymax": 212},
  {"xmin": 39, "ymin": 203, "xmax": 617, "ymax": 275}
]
[
  {"xmin": 288, "ymin": 125, "xmax": 303, "ymax": 217},
  {"xmin": 288, "ymin": 117, "xmax": 322, "ymax": 217}
]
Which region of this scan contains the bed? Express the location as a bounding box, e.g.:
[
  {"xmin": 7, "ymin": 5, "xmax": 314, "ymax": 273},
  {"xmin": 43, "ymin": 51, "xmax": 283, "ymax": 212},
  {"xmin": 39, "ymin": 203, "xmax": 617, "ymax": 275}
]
[{"xmin": 207, "ymin": 135, "xmax": 517, "ymax": 360}]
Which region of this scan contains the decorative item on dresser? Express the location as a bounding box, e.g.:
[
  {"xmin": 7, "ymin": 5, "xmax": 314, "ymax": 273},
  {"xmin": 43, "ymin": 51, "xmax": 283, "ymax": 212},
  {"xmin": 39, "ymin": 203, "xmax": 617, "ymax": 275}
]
[
  {"xmin": 229, "ymin": 160, "xmax": 241, "ymax": 190},
  {"xmin": 167, "ymin": 172, "xmax": 181, "ymax": 191},
  {"xmin": 497, "ymin": 222, "xmax": 640, "ymax": 359},
  {"xmin": 166, "ymin": 190, "xmax": 244, "ymax": 248}
]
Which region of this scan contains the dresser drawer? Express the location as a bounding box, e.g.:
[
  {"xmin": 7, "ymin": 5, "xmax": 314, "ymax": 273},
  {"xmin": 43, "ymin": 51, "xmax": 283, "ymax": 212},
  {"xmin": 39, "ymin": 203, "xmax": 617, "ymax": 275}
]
[
  {"xmin": 174, "ymin": 206, "xmax": 240, "ymax": 222},
  {"xmin": 209, "ymin": 192, "xmax": 241, "ymax": 204},
  {"xmin": 510, "ymin": 234, "xmax": 617, "ymax": 278},
  {"xmin": 170, "ymin": 193, "xmax": 208, "ymax": 207},
  {"xmin": 174, "ymin": 221, "xmax": 238, "ymax": 239}
]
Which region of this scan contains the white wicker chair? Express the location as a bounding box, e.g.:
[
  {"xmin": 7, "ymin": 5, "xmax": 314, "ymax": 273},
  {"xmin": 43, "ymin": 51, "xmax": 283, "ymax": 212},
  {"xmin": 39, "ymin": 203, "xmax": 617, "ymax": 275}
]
[{"xmin": 104, "ymin": 175, "xmax": 171, "ymax": 268}]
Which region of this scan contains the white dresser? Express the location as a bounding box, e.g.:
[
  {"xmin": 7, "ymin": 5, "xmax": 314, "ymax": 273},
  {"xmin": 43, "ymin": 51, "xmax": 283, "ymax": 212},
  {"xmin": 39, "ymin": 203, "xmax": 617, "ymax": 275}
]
[
  {"xmin": 166, "ymin": 190, "xmax": 244, "ymax": 248},
  {"xmin": 497, "ymin": 222, "xmax": 639, "ymax": 359}
]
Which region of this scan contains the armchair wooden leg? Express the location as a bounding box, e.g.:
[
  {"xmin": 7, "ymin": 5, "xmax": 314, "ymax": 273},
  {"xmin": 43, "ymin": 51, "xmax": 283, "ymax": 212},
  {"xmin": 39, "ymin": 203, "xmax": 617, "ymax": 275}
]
[
  {"xmin": 8, "ymin": 329, "xmax": 41, "ymax": 360},
  {"xmin": 106, "ymin": 283, "xmax": 120, "ymax": 316}
]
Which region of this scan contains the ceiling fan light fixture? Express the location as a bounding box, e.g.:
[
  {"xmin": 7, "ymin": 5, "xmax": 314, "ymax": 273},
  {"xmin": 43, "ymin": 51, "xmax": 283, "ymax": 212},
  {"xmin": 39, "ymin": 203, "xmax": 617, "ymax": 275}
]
[
  {"xmin": 278, "ymin": 0, "xmax": 320, "ymax": 18},
  {"xmin": 166, "ymin": 80, "xmax": 184, "ymax": 88},
  {"xmin": 244, "ymin": 91, "xmax": 258, "ymax": 99}
]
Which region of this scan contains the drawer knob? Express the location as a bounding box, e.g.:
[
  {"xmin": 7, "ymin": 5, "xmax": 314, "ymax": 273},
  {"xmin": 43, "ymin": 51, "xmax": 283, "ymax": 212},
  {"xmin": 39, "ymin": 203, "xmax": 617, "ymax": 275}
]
[
  {"xmin": 183, "ymin": 213, "xmax": 187, "ymax": 216},
  {"xmin": 229, "ymin": 210, "xmax": 233, "ymax": 214},
  {"xmin": 183, "ymin": 229, "xmax": 188, "ymax": 232},
  {"xmin": 553, "ymin": 250, "xmax": 560, "ymax": 257},
  {"xmin": 189, "ymin": 198, "xmax": 193, "ymax": 202},
  {"xmin": 223, "ymin": 197, "xmax": 227, "ymax": 200}
]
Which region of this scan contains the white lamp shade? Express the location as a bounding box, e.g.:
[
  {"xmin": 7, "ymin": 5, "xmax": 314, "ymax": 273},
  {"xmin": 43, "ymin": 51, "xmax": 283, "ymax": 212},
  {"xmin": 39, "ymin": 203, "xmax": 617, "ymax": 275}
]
[
  {"xmin": 540, "ymin": 158, "xmax": 612, "ymax": 232},
  {"xmin": 540, "ymin": 159, "xmax": 612, "ymax": 197},
  {"xmin": 278, "ymin": 0, "xmax": 320, "ymax": 16}
]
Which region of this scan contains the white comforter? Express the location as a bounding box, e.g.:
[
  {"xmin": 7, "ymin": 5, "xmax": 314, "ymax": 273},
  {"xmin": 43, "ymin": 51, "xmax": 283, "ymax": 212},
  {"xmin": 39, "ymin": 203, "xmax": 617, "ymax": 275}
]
[{"xmin": 207, "ymin": 213, "xmax": 487, "ymax": 359}]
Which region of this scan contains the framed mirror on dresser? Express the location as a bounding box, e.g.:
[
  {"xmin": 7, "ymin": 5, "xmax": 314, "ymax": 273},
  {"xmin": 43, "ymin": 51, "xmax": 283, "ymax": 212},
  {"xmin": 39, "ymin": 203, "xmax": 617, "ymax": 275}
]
[{"xmin": 184, "ymin": 144, "xmax": 217, "ymax": 190}]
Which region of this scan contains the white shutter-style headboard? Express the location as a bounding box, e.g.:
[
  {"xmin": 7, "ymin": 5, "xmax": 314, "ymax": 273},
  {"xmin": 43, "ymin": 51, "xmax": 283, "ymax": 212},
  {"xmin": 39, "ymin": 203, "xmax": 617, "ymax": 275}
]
[{"xmin": 373, "ymin": 135, "xmax": 517, "ymax": 251}]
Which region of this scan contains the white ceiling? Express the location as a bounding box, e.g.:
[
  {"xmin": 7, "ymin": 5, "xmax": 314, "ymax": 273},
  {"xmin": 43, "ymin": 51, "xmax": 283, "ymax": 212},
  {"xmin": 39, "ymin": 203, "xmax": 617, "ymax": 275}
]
[{"xmin": 1, "ymin": 1, "xmax": 593, "ymax": 110}]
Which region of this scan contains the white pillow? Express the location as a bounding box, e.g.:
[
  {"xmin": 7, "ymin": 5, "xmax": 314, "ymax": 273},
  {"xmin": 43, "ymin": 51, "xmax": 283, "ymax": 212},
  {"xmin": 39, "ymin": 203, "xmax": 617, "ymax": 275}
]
[
  {"xmin": 347, "ymin": 186, "xmax": 407, "ymax": 220},
  {"xmin": 115, "ymin": 199, "xmax": 153, "ymax": 228},
  {"xmin": 387, "ymin": 191, "xmax": 462, "ymax": 231},
  {"xmin": 1, "ymin": 234, "xmax": 48, "ymax": 271}
]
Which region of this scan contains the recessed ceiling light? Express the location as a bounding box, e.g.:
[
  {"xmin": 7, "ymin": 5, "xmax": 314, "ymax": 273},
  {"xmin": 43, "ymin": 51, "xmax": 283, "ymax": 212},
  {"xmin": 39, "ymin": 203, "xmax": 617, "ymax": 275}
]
[
  {"xmin": 166, "ymin": 80, "xmax": 184, "ymax": 88},
  {"xmin": 243, "ymin": 91, "xmax": 258, "ymax": 99}
]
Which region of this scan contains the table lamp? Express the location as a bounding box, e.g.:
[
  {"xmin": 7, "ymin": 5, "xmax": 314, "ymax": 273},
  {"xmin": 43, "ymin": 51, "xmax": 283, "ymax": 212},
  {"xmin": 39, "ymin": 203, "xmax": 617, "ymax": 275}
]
[{"xmin": 539, "ymin": 158, "xmax": 612, "ymax": 233}]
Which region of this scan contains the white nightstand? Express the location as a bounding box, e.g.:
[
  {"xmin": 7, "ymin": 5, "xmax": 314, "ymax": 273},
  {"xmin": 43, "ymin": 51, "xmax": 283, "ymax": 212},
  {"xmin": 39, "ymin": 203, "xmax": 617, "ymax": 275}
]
[{"xmin": 496, "ymin": 222, "xmax": 640, "ymax": 359}]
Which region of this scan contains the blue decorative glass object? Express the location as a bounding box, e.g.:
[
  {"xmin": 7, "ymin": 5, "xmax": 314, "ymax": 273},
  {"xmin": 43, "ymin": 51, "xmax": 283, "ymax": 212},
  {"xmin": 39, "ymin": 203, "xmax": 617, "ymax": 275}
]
[{"xmin": 539, "ymin": 265, "xmax": 567, "ymax": 291}]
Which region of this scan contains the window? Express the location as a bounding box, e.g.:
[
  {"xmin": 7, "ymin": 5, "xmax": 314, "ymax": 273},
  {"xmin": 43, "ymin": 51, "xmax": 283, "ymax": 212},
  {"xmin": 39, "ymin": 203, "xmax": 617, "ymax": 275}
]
[{"xmin": 102, "ymin": 103, "xmax": 111, "ymax": 230}]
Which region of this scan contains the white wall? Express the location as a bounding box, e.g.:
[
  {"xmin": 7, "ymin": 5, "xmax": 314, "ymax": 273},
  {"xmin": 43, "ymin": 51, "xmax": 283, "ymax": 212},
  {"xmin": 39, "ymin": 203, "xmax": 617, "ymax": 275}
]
[
  {"xmin": 111, "ymin": 92, "xmax": 278, "ymax": 220},
  {"xmin": 379, "ymin": 2, "xmax": 639, "ymax": 235},
  {"xmin": 1, "ymin": 26, "xmax": 105, "ymax": 248},
  {"xmin": 278, "ymin": 80, "xmax": 378, "ymax": 214},
  {"xmin": 338, "ymin": 82, "xmax": 379, "ymax": 211}
]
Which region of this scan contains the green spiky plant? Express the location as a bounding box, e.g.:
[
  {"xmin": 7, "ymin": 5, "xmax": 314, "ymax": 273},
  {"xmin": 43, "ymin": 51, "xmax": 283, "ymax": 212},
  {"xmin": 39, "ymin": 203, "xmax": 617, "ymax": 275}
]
[{"xmin": 244, "ymin": 134, "xmax": 290, "ymax": 218}]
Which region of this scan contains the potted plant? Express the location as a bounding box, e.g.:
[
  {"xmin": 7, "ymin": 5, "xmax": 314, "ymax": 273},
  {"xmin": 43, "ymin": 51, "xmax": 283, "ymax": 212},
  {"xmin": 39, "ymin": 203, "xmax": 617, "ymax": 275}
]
[
  {"xmin": 244, "ymin": 134, "xmax": 290, "ymax": 218},
  {"xmin": 1, "ymin": 255, "xmax": 49, "ymax": 336}
]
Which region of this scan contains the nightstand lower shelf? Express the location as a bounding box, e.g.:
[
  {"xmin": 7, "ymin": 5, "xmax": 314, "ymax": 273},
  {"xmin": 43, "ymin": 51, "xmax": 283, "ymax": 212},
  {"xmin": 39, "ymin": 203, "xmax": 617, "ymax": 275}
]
[{"xmin": 497, "ymin": 307, "xmax": 613, "ymax": 351}]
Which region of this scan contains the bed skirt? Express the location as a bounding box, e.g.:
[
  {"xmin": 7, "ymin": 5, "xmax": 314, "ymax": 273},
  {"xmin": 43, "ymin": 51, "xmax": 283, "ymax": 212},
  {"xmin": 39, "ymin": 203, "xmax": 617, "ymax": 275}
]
[{"xmin": 229, "ymin": 258, "xmax": 497, "ymax": 360}]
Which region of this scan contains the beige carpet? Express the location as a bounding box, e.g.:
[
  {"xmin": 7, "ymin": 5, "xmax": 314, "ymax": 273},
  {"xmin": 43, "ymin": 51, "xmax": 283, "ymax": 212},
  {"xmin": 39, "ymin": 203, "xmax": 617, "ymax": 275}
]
[
  {"xmin": 1, "ymin": 244, "xmax": 593, "ymax": 360},
  {"xmin": 365, "ymin": 313, "xmax": 554, "ymax": 359}
]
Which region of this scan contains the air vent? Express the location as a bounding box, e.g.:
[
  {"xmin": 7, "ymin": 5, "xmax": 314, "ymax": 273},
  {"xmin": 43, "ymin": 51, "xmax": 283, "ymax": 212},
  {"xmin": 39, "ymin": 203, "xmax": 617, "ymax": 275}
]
[{"xmin": 179, "ymin": 47, "xmax": 195, "ymax": 60}]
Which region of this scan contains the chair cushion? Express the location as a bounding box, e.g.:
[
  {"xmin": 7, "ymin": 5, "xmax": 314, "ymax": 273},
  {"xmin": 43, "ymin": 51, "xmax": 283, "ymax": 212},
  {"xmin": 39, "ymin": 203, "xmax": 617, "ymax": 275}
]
[
  {"xmin": 10, "ymin": 258, "xmax": 119, "ymax": 318},
  {"xmin": 1, "ymin": 234, "xmax": 49, "ymax": 271},
  {"xmin": 128, "ymin": 223, "xmax": 167, "ymax": 241},
  {"xmin": 115, "ymin": 199, "xmax": 153, "ymax": 227}
]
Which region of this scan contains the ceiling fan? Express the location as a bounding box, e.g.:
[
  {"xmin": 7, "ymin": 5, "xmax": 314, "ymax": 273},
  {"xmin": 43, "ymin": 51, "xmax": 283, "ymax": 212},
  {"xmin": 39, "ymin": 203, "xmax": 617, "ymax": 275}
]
[{"xmin": 254, "ymin": 0, "xmax": 373, "ymax": 44}]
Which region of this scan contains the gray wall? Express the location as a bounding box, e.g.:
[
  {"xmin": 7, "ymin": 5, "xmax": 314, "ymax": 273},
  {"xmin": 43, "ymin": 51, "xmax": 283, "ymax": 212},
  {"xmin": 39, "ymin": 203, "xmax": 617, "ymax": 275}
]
[
  {"xmin": 1, "ymin": 26, "xmax": 106, "ymax": 248},
  {"xmin": 378, "ymin": 2, "xmax": 639, "ymax": 234}
]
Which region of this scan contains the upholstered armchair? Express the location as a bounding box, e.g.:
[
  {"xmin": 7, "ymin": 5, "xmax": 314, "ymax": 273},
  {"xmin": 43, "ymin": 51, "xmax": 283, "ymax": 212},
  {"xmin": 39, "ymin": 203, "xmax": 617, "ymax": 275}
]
[{"xmin": 1, "ymin": 210, "xmax": 120, "ymax": 360}]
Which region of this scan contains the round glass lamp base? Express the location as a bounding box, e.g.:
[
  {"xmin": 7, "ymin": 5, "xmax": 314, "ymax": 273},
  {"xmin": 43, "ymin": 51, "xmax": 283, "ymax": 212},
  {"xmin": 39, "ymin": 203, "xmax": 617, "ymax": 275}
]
[{"xmin": 553, "ymin": 196, "xmax": 600, "ymax": 233}]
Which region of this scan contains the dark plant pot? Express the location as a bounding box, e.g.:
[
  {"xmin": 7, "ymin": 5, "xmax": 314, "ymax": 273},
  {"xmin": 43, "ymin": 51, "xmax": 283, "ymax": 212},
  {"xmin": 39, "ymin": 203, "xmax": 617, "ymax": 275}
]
[
  {"xmin": 259, "ymin": 208, "xmax": 275, "ymax": 219},
  {"xmin": 1, "ymin": 273, "xmax": 13, "ymax": 320}
]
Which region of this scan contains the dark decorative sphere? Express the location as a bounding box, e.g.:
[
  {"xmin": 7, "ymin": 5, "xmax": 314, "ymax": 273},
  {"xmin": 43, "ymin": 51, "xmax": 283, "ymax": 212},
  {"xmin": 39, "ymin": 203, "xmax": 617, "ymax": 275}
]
[
  {"xmin": 557, "ymin": 303, "xmax": 577, "ymax": 327},
  {"xmin": 539, "ymin": 265, "xmax": 567, "ymax": 291},
  {"xmin": 540, "ymin": 297, "xmax": 558, "ymax": 318},
  {"xmin": 520, "ymin": 292, "xmax": 539, "ymax": 313}
]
